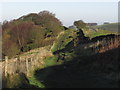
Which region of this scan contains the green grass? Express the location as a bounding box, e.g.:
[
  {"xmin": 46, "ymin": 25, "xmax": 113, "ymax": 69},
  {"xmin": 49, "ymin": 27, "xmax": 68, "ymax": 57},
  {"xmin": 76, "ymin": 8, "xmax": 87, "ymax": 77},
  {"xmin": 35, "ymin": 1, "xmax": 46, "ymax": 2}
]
[
  {"xmin": 84, "ymin": 23, "xmax": 120, "ymax": 38},
  {"xmin": 84, "ymin": 27, "xmax": 117, "ymax": 38},
  {"xmin": 27, "ymin": 24, "xmax": 120, "ymax": 88},
  {"xmin": 27, "ymin": 66, "xmax": 46, "ymax": 88},
  {"xmin": 28, "ymin": 56, "xmax": 59, "ymax": 88},
  {"xmin": 28, "ymin": 76, "xmax": 45, "ymax": 88},
  {"xmin": 76, "ymin": 26, "xmax": 114, "ymax": 39},
  {"xmin": 89, "ymin": 29, "xmax": 115, "ymax": 38},
  {"xmin": 51, "ymin": 29, "xmax": 77, "ymax": 52},
  {"xmin": 44, "ymin": 56, "xmax": 58, "ymax": 67},
  {"xmin": 93, "ymin": 23, "xmax": 120, "ymax": 33}
]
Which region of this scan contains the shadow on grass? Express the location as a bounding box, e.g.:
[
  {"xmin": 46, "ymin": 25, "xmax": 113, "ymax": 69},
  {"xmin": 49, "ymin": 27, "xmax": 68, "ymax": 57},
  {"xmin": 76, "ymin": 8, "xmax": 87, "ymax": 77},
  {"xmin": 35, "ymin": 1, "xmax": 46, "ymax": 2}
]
[{"xmin": 34, "ymin": 46, "xmax": 119, "ymax": 88}]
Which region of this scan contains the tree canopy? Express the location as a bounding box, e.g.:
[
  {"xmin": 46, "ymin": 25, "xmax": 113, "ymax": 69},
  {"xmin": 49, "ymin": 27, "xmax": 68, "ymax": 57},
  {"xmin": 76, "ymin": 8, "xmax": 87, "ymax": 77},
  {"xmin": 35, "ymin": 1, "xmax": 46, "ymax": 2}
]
[
  {"xmin": 74, "ymin": 20, "xmax": 87, "ymax": 29},
  {"xmin": 2, "ymin": 11, "xmax": 64, "ymax": 58}
]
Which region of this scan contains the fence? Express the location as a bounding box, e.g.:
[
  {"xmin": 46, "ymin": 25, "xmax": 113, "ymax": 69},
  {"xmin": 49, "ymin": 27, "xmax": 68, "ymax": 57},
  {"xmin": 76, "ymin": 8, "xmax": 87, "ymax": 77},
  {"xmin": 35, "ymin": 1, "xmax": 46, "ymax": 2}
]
[{"xmin": 0, "ymin": 46, "xmax": 53, "ymax": 77}]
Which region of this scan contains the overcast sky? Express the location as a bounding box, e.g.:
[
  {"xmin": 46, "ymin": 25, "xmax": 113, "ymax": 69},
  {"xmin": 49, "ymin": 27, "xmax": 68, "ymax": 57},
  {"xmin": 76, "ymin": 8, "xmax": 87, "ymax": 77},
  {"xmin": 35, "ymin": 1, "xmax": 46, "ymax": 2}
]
[{"xmin": 0, "ymin": 1, "xmax": 118, "ymax": 26}]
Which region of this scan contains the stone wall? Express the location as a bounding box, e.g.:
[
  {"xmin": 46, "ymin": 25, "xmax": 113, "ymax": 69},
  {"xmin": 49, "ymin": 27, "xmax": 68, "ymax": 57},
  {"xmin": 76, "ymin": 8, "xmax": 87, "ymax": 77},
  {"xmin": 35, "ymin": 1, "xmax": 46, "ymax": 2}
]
[{"xmin": 0, "ymin": 46, "xmax": 53, "ymax": 77}]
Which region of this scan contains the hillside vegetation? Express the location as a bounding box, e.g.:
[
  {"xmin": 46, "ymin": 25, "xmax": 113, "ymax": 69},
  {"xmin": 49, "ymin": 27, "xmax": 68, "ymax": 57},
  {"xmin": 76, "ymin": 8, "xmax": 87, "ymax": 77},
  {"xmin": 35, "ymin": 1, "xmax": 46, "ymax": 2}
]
[
  {"xmin": 2, "ymin": 11, "xmax": 120, "ymax": 88},
  {"xmin": 92, "ymin": 23, "xmax": 120, "ymax": 33},
  {"xmin": 86, "ymin": 29, "xmax": 115, "ymax": 38},
  {"xmin": 2, "ymin": 11, "xmax": 65, "ymax": 58},
  {"xmin": 31, "ymin": 20, "xmax": 120, "ymax": 88},
  {"xmin": 32, "ymin": 28, "xmax": 120, "ymax": 88},
  {"xmin": 73, "ymin": 21, "xmax": 118, "ymax": 38}
]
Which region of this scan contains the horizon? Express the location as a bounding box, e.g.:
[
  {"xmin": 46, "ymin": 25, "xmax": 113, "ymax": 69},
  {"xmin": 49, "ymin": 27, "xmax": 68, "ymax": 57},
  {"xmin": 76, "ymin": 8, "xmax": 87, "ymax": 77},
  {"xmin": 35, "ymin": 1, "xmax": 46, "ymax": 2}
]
[{"xmin": 0, "ymin": 2, "xmax": 118, "ymax": 26}]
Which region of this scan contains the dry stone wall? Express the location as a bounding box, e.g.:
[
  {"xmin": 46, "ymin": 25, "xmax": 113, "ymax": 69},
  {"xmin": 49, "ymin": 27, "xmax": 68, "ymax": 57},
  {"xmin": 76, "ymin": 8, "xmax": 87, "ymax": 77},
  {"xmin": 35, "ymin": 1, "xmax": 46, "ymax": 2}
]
[{"xmin": 0, "ymin": 46, "xmax": 53, "ymax": 77}]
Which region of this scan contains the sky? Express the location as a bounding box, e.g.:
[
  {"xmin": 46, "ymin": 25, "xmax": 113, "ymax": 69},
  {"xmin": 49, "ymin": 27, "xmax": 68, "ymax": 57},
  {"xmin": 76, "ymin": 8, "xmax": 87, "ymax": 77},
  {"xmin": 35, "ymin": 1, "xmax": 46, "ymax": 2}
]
[{"xmin": 0, "ymin": 1, "xmax": 119, "ymax": 26}]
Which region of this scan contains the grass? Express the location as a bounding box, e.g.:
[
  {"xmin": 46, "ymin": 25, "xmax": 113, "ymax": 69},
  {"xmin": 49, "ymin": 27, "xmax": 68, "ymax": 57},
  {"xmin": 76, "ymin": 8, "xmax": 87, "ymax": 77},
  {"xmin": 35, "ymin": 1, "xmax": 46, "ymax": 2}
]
[
  {"xmin": 44, "ymin": 56, "xmax": 58, "ymax": 67},
  {"xmin": 3, "ymin": 45, "xmax": 56, "ymax": 88},
  {"xmin": 32, "ymin": 40, "xmax": 120, "ymax": 88},
  {"xmin": 28, "ymin": 56, "xmax": 60, "ymax": 88},
  {"xmin": 51, "ymin": 29, "xmax": 77, "ymax": 52},
  {"xmin": 74, "ymin": 27, "xmax": 114, "ymax": 39},
  {"xmin": 90, "ymin": 29, "xmax": 115, "ymax": 38},
  {"xmin": 84, "ymin": 23, "xmax": 120, "ymax": 38},
  {"xmin": 93, "ymin": 23, "xmax": 120, "ymax": 33},
  {"xmin": 27, "ymin": 66, "xmax": 46, "ymax": 88},
  {"xmin": 84, "ymin": 27, "xmax": 116, "ymax": 38},
  {"xmin": 27, "ymin": 27, "xmax": 120, "ymax": 88},
  {"xmin": 28, "ymin": 75, "xmax": 45, "ymax": 88},
  {"xmin": 4, "ymin": 23, "xmax": 119, "ymax": 88}
]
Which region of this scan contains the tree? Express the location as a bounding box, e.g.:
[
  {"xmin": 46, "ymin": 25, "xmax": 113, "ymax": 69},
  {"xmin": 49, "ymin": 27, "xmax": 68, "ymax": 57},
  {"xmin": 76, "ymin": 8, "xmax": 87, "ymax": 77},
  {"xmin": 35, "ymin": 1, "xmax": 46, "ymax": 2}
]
[
  {"xmin": 30, "ymin": 25, "xmax": 45, "ymax": 47},
  {"xmin": 33, "ymin": 10, "xmax": 62, "ymax": 37},
  {"xmin": 2, "ymin": 11, "xmax": 64, "ymax": 57},
  {"xmin": 74, "ymin": 20, "xmax": 87, "ymax": 29},
  {"xmin": 2, "ymin": 40, "xmax": 19, "ymax": 58},
  {"xmin": 10, "ymin": 21, "xmax": 34, "ymax": 48}
]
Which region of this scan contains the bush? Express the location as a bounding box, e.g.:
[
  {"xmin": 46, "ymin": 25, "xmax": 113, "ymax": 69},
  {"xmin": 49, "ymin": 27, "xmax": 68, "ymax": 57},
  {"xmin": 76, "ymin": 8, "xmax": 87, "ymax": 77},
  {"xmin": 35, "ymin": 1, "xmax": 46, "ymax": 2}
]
[{"xmin": 2, "ymin": 40, "xmax": 20, "ymax": 58}]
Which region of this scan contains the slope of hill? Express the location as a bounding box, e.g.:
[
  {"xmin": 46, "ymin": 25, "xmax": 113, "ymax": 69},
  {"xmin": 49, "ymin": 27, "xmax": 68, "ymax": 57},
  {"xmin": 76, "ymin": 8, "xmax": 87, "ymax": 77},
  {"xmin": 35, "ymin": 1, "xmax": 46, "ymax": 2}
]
[
  {"xmin": 93, "ymin": 23, "xmax": 120, "ymax": 33},
  {"xmin": 87, "ymin": 29, "xmax": 115, "ymax": 38},
  {"xmin": 33, "ymin": 37, "xmax": 120, "ymax": 88},
  {"xmin": 2, "ymin": 11, "xmax": 120, "ymax": 88},
  {"xmin": 31, "ymin": 26, "xmax": 120, "ymax": 88},
  {"xmin": 34, "ymin": 46, "xmax": 119, "ymax": 88}
]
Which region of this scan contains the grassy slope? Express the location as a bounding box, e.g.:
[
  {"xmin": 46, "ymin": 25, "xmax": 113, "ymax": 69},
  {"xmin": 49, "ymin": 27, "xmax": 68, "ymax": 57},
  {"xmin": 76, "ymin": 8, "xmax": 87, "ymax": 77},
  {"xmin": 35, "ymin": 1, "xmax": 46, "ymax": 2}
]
[
  {"xmin": 28, "ymin": 29, "xmax": 77, "ymax": 88},
  {"xmin": 26, "ymin": 25, "xmax": 120, "ymax": 88},
  {"xmin": 93, "ymin": 23, "xmax": 120, "ymax": 33},
  {"xmin": 80, "ymin": 23, "xmax": 120, "ymax": 39},
  {"xmin": 87, "ymin": 29, "xmax": 115, "ymax": 38},
  {"xmin": 33, "ymin": 46, "xmax": 119, "ymax": 88},
  {"xmin": 28, "ymin": 28, "xmax": 77, "ymax": 88},
  {"xmin": 28, "ymin": 56, "xmax": 61, "ymax": 88},
  {"xmin": 83, "ymin": 23, "xmax": 120, "ymax": 38},
  {"xmin": 32, "ymin": 27, "xmax": 120, "ymax": 88},
  {"xmin": 51, "ymin": 29, "xmax": 77, "ymax": 53}
]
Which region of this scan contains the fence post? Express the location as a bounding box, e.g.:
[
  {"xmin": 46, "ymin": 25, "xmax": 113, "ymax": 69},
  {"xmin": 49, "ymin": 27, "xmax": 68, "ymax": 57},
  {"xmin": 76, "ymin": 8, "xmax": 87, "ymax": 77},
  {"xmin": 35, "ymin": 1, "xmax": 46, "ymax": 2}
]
[
  {"xmin": 32, "ymin": 57, "xmax": 34, "ymax": 67},
  {"xmin": 31, "ymin": 58, "xmax": 32, "ymax": 65},
  {"xmin": 36, "ymin": 56, "xmax": 38, "ymax": 67},
  {"xmin": 34, "ymin": 56, "xmax": 37, "ymax": 67},
  {"xmin": 15, "ymin": 58, "xmax": 18, "ymax": 74},
  {"xmin": 5, "ymin": 56, "xmax": 8, "ymax": 77},
  {"xmin": 18, "ymin": 57, "xmax": 21, "ymax": 73},
  {"xmin": 26, "ymin": 58, "xmax": 29, "ymax": 76},
  {"xmin": 31, "ymin": 58, "xmax": 33, "ymax": 71}
]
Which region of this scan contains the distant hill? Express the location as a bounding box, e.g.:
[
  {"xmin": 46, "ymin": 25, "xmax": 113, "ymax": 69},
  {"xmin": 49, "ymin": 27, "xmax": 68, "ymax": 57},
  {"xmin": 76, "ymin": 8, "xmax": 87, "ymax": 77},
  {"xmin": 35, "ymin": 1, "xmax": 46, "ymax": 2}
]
[{"xmin": 93, "ymin": 23, "xmax": 120, "ymax": 33}]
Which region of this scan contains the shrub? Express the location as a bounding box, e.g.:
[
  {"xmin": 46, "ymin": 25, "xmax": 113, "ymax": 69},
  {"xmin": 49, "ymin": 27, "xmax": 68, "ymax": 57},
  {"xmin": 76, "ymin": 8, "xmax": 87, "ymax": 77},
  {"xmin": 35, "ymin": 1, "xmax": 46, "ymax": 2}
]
[{"xmin": 2, "ymin": 40, "xmax": 20, "ymax": 58}]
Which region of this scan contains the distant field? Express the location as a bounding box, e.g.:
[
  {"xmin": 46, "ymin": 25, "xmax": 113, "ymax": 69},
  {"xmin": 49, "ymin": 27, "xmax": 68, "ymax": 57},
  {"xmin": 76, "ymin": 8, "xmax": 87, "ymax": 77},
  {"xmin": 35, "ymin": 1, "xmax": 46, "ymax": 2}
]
[
  {"xmin": 92, "ymin": 23, "xmax": 120, "ymax": 33},
  {"xmin": 85, "ymin": 27, "xmax": 115, "ymax": 38},
  {"xmin": 88, "ymin": 29, "xmax": 115, "ymax": 38}
]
